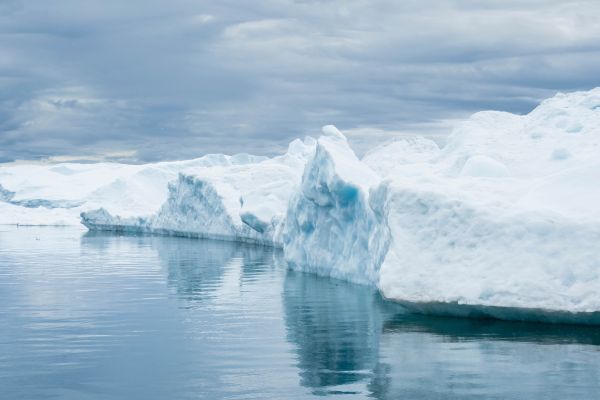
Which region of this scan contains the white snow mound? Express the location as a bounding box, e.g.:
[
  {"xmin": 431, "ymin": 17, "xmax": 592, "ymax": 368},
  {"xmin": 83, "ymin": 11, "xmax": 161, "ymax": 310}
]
[{"xmin": 362, "ymin": 136, "xmax": 440, "ymax": 177}]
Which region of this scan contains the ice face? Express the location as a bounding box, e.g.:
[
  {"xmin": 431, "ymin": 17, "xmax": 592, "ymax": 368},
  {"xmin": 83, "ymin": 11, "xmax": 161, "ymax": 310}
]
[
  {"xmin": 282, "ymin": 127, "xmax": 388, "ymax": 285},
  {"xmin": 376, "ymin": 177, "xmax": 600, "ymax": 313}
]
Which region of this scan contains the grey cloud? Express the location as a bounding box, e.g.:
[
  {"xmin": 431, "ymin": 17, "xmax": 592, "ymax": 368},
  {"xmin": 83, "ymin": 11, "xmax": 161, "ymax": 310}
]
[{"xmin": 1, "ymin": 0, "xmax": 600, "ymax": 162}]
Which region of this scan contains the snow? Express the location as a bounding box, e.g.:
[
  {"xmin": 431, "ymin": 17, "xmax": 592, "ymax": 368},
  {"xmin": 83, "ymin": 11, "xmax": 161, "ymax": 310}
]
[
  {"xmin": 80, "ymin": 137, "xmax": 316, "ymax": 246},
  {"xmin": 436, "ymin": 88, "xmax": 600, "ymax": 179},
  {"xmin": 3, "ymin": 87, "xmax": 600, "ymax": 322},
  {"xmin": 376, "ymin": 177, "xmax": 600, "ymax": 313},
  {"xmin": 365, "ymin": 88, "xmax": 600, "ymax": 315},
  {"xmin": 0, "ymin": 202, "xmax": 80, "ymax": 226},
  {"xmin": 0, "ymin": 154, "xmax": 267, "ymax": 226},
  {"xmin": 459, "ymin": 155, "xmax": 510, "ymax": 178},
  {"xmin": 362, "ymin": 136, "xmax": 440, "ymax": 176}
]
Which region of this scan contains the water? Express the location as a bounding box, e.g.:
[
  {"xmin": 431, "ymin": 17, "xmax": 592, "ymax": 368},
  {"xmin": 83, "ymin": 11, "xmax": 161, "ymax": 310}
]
[{"xmin": 1, "ymin": 226, "xmax": 599, "ymax": 400}]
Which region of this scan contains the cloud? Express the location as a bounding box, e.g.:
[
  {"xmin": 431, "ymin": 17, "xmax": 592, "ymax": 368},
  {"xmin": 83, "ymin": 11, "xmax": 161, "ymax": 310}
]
[{"xmin": 1, "ymin": 0, "xmax": 600, "ymax": 162}]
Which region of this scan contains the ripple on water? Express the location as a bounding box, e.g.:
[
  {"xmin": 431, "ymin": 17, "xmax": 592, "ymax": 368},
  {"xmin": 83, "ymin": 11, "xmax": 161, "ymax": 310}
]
[{"xmin": 0, "ymin": 226, "xmax": 599, "ymax": 399}]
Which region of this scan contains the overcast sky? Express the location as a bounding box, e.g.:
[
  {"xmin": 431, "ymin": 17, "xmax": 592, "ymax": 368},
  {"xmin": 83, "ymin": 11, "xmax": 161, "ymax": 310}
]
[{"xmin": 1, "ymin": 0, "xmax": 600, "ymax": 162}]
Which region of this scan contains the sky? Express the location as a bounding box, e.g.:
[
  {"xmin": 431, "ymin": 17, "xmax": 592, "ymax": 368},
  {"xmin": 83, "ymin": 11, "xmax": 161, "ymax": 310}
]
[{"xmin": 1, "ymin": 0, "xmax": 600, "ymax": 163}]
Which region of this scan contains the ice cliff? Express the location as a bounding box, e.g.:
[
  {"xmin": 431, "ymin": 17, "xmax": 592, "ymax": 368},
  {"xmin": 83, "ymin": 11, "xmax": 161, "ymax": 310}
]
[{"xmin": 282, "ymin": 126, "xmax": 388, "ymax": 284}]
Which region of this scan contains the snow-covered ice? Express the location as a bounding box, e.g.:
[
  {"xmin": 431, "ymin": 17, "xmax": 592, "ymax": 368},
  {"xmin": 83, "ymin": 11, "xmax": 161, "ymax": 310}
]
[
  {"xmin": 0, "ymin": 154, "xmax": 266, "ymax": 226},
  {"xmin": 80, "ymin": 137, "xmax": 316, "ymax": 246},
  {"xmin": 362, "ymin": 136, "xmax": 440, "ymax": 177},
  {"xmin": 365, "ymin": 88, "xmax": 600, "ymax": 314}
]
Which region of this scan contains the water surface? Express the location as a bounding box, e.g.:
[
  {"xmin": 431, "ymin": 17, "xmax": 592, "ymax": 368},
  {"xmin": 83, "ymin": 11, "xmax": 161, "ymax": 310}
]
[{"xmin": 1, "ymin": 226, "xmax": 599, "ymax": 399}]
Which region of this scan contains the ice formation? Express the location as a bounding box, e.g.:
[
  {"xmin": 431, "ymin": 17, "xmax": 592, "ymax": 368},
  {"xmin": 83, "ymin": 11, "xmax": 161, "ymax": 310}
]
[
  {"xmin": 283, "ymin": 89, "xmax": 600, "ymax": 317},
  {"xmin": 371, "ymin": 89, "xmax": 600, "ymax": 315},
  {"xmin": 2, "ymin": 88, "xmax": 600, "ymax": 322},
  {"xmin": 282, "ymin": 126, "xmax": 387, "ymax": 284},
  {"xmin": 0, "ymin": 154, "xmax": 266, "ymax": 226},
  {"xmin": 80, "ymin": 137, "xmax": 316, "ymax": 245}
]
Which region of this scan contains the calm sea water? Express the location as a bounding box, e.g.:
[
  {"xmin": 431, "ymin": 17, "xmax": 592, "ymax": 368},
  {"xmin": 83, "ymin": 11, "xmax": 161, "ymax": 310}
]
[{"xmin": 1, "ymin": 226, "xmax": 599, "ymax": 400}]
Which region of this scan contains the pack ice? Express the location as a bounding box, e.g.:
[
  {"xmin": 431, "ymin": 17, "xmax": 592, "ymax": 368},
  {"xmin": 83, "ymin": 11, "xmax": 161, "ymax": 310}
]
[{"xmin": 2, "ymin": 88, "xmax": 599, "ymax": 322}]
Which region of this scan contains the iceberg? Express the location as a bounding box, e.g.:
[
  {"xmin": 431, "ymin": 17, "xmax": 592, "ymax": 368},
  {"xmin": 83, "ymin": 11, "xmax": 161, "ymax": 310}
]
[
  {"xmin": 282, "ymin": 89, "xmax": 600, "ymax": 319},
  {"xmin": 3, "ymin": 87, "xmax": 600, "ymax": 323},
  {"xmin": 0, "ymin": 154, "xmax": 266, "ymax": 226},
  {"xmin": 371, "ymin": 88, "xmax": 600, "ymax": 315},
  {"xmin": 81, "ymin": 137, "xmax": 316, "ymax": 246}
]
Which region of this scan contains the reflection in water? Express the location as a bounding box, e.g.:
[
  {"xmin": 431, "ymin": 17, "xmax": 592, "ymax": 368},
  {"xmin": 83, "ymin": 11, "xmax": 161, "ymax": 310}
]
[
  {"xmin": 283, "ymin": 271, "xmax": 600, "ymax": 399},
  {"xmin": 283, "ymin": 269, "xmax": 393, "ymax": 395},
  {"xmin": 82, "ymin": 232, "xmax": 277, "ymax": 303},
  {"xmin": 1, "ymin": 227, "xmax": 599, "ymax": 400},
  {"xmin": 155, "ymin": 236, "xmax": 278, "ymax": 302},
  {"xmin": 156, "ymin": 236, "xmax": 235, "ymax": 302},
  {"xmin": 384, "ymin": 313, "xmax": 600, "ymax": 346},
  {"xmin": 373, "ymin": 314, "xmax": 600, "ymax": 399}
]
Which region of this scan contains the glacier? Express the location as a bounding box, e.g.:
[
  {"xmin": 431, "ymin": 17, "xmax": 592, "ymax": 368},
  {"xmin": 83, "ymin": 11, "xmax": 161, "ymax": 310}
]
[{"xmin": 2, "ymin": 88, "xmax": 600, "ymax": 323}]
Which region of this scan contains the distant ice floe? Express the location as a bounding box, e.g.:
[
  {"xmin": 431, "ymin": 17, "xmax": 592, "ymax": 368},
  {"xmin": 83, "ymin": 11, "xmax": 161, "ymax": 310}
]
[
  {"xmin": 2, "ymin": 88, "xmax": 600, "ymax": 323},
  {"xmin": 0, "ymin": 153, "xmax": 267, "ymax": 226}
]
